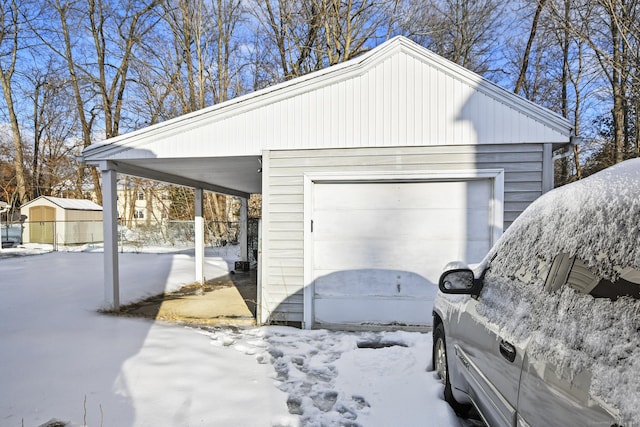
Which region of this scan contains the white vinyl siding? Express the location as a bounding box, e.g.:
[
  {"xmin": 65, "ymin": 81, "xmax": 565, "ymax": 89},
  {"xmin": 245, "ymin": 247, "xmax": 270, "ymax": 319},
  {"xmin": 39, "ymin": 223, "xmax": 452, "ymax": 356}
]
[
  {"xmin": 260, "ymin": 144, "xmax": 545, "ymax": 324},
  {"xmin": 85, "ymin": 38, "xmax": 569, "ymax": 162}
]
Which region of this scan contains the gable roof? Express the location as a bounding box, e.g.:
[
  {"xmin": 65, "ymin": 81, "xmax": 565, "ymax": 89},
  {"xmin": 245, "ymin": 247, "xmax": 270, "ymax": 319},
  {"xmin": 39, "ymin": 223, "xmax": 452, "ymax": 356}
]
[
  {"xmin": 83, "ymin": 36, "xmax": 571, "ymax": 163},
  {"xmin": 22, "ymin": 196, "xmax": 102, "ymax": 211}
]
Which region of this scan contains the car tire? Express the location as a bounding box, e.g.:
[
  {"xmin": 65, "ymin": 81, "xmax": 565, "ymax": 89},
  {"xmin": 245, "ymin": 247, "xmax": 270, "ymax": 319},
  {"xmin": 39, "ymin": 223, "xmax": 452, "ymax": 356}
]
[{"xmin": 433, "ymin": 323, "xmax": 472, "ymax": 417}]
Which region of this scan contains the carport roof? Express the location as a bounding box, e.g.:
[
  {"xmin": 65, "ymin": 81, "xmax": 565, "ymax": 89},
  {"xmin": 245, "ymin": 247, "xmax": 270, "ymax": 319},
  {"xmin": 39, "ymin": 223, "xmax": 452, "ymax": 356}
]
[{"xmin": 81, "ymin": 36, "xmax": 572, "ymax": 197}]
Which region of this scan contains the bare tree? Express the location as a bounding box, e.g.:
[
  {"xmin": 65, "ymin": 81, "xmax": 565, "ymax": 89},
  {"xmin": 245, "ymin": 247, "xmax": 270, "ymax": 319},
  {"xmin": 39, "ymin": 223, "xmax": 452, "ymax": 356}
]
[
  {"xmin": 250, "ymin": 0, "xmax": 323, "ymax": 80},
  {"xmin": 127, "ymin": 0, "xmax": 246, "ymax": 229},
  {"xmin": 606, "ymin": 0, "xmax": 627, "ymax": 164},
  {"xmin": 26, "ymin": 59, "xmax": 80, "ymax": 198},
  {"xmin": 0, "ymin": 0, "xmax": 28, "ymax": 206},
  {"xmin": 317, "ymin": 0, "xmax": 400, "ymax": 66},
  {"xmin": 41, "ymin": 0, "xmax": 100, "ymax": 201},
  {"xmin": 514, "ymin": 0, "xmax": 547, "ymax": 94},
  {"xmin": 87, "ymin": 0, "xmax": 161, "ymax": 138},
  {"xmin": 161, "ymin": 0, "xmax": 208, "ymax": 112},
  {"xmin": 0, "ymin": 126, "xmax": 20, "ymax": 205},
  {"xmin": 250, "ymin": 0, "xmax": 399, "ymax": 81},
  {"xmin": 38, "ymin": 0, "xmax": 160, "ymax": 203},
  {"xmin": 498, "ymin": 0, "xmax": 605, "ymax": 182},
  {"xmin": 556, "ymin": 0, "xmax": 640, "ymax": 166},
  {"xmin": 398, "ymin": 0, "xmax": 506, "ymax": 75},
  {"xmin": 212, "ymin": 0, "xmax": 243, "ymax": 103},
  {"xmin": 158, "ymin": 0, "xmax": 244, "ymax": 110}
]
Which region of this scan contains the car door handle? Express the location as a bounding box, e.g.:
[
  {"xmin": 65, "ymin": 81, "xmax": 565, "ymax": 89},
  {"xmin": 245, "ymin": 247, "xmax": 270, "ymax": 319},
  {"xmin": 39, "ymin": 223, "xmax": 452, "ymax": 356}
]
[{"xmin": 499, "ymin": 340, "xmax": 516, "ymax": 363}]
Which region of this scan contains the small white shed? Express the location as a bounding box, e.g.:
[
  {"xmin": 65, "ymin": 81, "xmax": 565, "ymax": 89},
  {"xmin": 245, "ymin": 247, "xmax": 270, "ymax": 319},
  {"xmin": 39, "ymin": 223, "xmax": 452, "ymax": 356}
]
[
  {"xmin": 82, "ymin": 36, "xmax": 573, "ymax": 329},
  {"xmin": 21, "ymin": 196, "xmax": 103, "ymax": 246}
]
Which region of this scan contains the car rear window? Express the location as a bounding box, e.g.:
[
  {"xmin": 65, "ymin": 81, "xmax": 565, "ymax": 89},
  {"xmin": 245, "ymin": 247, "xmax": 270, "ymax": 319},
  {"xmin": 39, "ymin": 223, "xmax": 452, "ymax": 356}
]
[
  {"xmin": 546, "ymin": 254, "xmax": 640, "ymax": 300},
  {"xmin": 590, "ymin": 276, "xmax": 640, "ymax": 300}
]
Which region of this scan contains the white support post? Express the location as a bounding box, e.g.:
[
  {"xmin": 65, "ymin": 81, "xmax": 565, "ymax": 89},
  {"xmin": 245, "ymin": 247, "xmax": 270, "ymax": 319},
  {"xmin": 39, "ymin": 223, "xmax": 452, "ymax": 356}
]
[
  {"xmin": 0, "ymin": 202, "xmax": 7, "ymax": 253},
  {"xmin": 239, "ymin": 197, "xmax": 248, "ymax": 262},
  {"xmin": 194, "ymin": 188, "xmax": 205, "ymax": 284},
  {"xmin": 102, "ymin": 168, "xmax": 120, "ymax": 309}
]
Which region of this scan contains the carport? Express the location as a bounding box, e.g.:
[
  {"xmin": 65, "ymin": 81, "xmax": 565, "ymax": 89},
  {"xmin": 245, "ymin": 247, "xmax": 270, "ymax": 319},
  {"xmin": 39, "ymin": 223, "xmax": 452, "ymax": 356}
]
[
  {"xmin": 81, "ymin": 153, "xmax": 260, "ymax": 309},
  {"xmin": 82, "ymin": 36, "xmax": 573, "ymax": 329}
]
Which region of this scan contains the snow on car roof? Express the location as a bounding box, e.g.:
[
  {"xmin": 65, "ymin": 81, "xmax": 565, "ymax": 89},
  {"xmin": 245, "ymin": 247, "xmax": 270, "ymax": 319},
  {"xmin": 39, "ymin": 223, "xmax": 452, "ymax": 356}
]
[
  {"xmin": 494, "ymin": 158, "xmax": 640, "ymax": 282},
  {"xmin": 477, "ymin": 158, "xmax": 640, "ymax": 424}
]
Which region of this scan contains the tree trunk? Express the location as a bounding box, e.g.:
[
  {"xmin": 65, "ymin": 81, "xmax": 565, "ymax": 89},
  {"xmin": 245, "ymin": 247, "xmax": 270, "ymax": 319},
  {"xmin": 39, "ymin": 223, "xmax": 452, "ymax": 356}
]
[
  {"xmin": 56, "ymin": 0, "xmax": 103, "ymax": 203},
  {"xmin": 0, "ymin": 0, "xmax": 28, "ymax": 205},
  {"xmin": 515, "ymin": 0, "xmax": 547, "ymax": 94},
  {"xmin": 610, "ymin": 10, "xmax": 625, "ymax": 164},
  {"xmin": 1, "ymin": 76, "xmax": 28, "ymax": 205}
]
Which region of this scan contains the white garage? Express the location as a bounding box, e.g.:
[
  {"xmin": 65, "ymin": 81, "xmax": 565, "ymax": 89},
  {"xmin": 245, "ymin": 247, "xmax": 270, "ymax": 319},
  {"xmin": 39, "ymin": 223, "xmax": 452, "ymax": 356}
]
[
  {"xmin": 82, "ymin": 36, "xmax": 573, "ymax": 329},
  {"xmin": 305, "ymin": 171, "xmax": 503, "ymax": 327}
]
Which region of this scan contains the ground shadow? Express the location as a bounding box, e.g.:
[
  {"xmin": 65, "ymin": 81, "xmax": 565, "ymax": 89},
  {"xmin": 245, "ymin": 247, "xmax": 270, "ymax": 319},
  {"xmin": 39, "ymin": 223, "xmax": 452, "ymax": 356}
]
[{"xmin": 111, "ymin": 269, "xmax": 258, "ymax": 326}]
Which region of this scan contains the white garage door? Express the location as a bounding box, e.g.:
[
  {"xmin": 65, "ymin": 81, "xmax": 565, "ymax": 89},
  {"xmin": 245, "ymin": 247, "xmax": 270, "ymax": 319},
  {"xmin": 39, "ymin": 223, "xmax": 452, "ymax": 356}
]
[{"xmin": 310, "ymin": 179, "xmax": 494, "ymax": 327}]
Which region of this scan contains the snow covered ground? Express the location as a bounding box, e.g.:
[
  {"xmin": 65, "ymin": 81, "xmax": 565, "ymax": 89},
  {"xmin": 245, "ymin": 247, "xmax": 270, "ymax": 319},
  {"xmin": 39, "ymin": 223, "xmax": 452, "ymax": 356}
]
[{"xmin": 0, "ymin": 246, "xmax": 464, "ymax": 427}]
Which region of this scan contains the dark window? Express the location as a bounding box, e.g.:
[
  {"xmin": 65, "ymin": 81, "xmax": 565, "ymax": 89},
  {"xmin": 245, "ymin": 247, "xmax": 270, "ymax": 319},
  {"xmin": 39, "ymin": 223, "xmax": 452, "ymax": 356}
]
[
  {"xmin": 590, "ymin": 277, "xmax": 640, "ymax": 300},
  {"xmin": 545, "ymin": 254, "xmax": 640, "ymax": 300}
]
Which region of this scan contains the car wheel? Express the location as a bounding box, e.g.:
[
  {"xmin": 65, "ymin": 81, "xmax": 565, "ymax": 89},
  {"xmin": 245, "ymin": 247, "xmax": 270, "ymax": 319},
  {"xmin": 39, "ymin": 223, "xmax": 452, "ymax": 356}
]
[{"xmin": 433, "ymin": 323, "xmax": 471, "ymax": 417}]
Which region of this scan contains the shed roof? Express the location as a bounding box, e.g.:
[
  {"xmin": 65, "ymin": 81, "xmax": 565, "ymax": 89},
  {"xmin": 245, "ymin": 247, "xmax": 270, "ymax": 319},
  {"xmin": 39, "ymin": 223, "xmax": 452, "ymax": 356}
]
[
  {"xmin": 22, "ymin": 196, "xmax": 102, "ymax": 211},
  {"xmin": 81, "ymin": 36, "xmax": 572, "ymax": 196}
]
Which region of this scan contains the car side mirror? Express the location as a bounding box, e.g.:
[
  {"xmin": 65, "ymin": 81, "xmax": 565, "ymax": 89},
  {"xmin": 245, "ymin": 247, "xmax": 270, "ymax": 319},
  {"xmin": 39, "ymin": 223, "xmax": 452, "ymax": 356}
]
[{"xmin": 438, "ymin": 269, "xmax": 483, "ymax": 296}]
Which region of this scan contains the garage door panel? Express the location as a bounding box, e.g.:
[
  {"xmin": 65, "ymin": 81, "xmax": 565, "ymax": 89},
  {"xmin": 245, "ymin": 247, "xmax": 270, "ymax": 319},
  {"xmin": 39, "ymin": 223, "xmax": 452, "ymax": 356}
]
[
  {"xmin": 314, "ymin": 296, "xmax": 437, "ymax": 325},
  {"xmin": 313, "ymin": 240, "xmax": 476, "ymax": 281},
  {"xmin": 313, "ymin": 208, "xmax": 491, "ymax": 241},
  {"xmin": 313, "ymin": 181, "xmax": 491, "ymax": 210},
  {"xmin": 313, "ymin": 269, "xmax": 432, "ymax": 296}
]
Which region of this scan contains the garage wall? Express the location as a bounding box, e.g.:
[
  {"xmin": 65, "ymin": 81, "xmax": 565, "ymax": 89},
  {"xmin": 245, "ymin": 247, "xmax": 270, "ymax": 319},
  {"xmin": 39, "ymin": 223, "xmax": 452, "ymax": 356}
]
[{"xmin": 260, "ymin": 144, "xmax": 546, "ymax": 324}]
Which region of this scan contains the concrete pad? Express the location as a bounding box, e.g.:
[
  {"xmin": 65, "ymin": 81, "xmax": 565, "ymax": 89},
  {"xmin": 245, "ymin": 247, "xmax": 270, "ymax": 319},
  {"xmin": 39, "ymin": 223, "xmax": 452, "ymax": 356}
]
[{"xmin": 119, "ymin": 271, "xmax": 257, "ymax": 326}]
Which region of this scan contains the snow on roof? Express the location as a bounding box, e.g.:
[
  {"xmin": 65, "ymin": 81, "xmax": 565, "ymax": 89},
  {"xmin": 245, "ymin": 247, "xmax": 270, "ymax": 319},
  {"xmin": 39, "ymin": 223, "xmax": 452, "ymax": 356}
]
[
  {"xmin": 475, "ymin": 158, "xmax": 640, "ymax": 424},
  {"xmin": 24, "ymin": 196, "xmax": 102, "ymax": 211}
]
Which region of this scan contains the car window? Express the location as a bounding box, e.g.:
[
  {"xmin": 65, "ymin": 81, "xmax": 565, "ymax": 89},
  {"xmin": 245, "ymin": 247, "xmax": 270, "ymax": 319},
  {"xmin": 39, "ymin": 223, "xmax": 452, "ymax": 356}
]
[
  {"xmin": 545, "ymin": 253, "xmax": 640, "ymax": 300},
  {"xmin": 590, "ymin": 274, "xmax": 640, "ymax": 300}
]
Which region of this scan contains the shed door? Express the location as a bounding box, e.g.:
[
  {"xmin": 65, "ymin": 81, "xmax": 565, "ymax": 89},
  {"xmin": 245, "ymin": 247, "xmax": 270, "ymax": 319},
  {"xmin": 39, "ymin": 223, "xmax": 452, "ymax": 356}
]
[
  {"xmin": 29, "ymin": 206, "xmax": 55, "ymax": 244},
  {"xmin": 311, "ymin": 179, "xmax": 493, "ymax": 327}
]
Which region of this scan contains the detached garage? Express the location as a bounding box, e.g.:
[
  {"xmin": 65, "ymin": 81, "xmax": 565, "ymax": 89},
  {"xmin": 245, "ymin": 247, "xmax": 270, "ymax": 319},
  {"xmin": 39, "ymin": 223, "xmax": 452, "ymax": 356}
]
[{"xmin": 81, "ymin": 36, "xmax": 573, "ymax": 329}]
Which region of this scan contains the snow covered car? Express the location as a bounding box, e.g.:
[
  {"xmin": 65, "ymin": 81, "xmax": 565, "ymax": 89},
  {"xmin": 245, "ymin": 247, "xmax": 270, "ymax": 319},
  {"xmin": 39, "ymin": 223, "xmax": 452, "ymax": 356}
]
[{"xmin": 432, "ymin": 158, "xmax": 640, "ymax": 427}]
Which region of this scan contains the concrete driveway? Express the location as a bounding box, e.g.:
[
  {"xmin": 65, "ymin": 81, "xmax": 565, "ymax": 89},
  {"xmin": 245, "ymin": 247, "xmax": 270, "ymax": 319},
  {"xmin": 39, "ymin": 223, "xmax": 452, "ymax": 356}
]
[{"xmin": 113, "ymin": 270, "xmax": 257, "ymax": 326}]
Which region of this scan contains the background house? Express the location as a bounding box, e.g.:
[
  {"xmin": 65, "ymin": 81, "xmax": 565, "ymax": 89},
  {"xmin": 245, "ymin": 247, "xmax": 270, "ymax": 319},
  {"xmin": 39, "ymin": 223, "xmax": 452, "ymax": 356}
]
[
  {"xmin": 82, "ymin": 36, "xmax": 573, "ymax": 329},
  {"xmin": 20, "ymin": 196, "xmax": 103, "ymax": 246}
]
